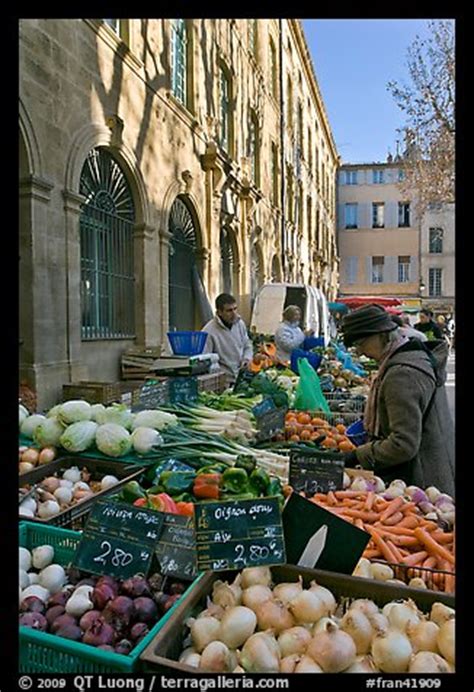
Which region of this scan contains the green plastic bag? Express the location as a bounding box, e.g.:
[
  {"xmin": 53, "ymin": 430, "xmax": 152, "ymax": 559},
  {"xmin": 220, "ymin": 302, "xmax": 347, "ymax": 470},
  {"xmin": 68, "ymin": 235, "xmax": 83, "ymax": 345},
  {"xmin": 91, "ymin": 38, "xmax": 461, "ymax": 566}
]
[{"xmin": 294, "ymin": 357, "xmax": 331, "ymax": 413}]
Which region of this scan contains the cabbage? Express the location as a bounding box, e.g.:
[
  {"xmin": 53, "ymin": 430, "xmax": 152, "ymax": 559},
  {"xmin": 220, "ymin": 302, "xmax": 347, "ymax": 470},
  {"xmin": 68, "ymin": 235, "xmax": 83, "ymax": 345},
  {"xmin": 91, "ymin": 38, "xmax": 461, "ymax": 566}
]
[
  {"xmin": 95, "ymin": 423, "xmax": 132, "ymax": 457},
  {"xmin": 58, "ymin": 400, "xmax": 92, "ymax": 425},
  {"xmin": 21, "ymin": 414, "xmax": 47, "ymax": 438},
  {"xmin": 132, "ymin": 410, "xmax": 178, "ymax": 431},
  {"xmin": 95, "ymin": 403, "xmax": 134, "ymax": 430},
  {"xmin": 59, "ymin": 421, "xmax": 98, "ymax": 452},
  {"xmin": 47, "ymin": 404, "xmax": 62, "ymax": 419},
  {"xmin": 19, "ymin": 404, "xmax": 30, "ymax": 427},
  {"xmin": 34, "ymin": 417, "xmax": 65, "ymax": 447},
  {"xmin": 90, "ymin": 403, "xmax": 106, "ymax": 422},
  {"xmin": 131, "ymin": 427, "xmax": 164, "ymax": 455}
]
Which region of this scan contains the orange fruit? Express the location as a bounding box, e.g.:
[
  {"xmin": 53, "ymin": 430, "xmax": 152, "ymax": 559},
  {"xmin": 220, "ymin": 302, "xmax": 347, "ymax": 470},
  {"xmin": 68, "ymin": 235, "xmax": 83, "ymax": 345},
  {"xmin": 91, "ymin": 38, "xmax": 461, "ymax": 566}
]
[
  {"xmin": 336, "ymin": 424, "xmax": 347, "ymax": 434},
  {"xmin": 286, "ymin": 414, "xmax": 297, "ymax": 423},
  {"xmin": 300, "ymin": 429, "xmax": 311, "ymax": 441},
  {"xmin": 285, "ymin": 424, "xmax": 298, "ymax": 437},
  {"xmin": 289, "ymin": 434, "xmax": 300, "ymax": 442},
  {"xmin": 311, "ymin": 417, "xmax": 326, "ymax": 427},
  {"xmin": 297, "ymin": 412, "xmax": 312, "ymax": 425},
  {"xmin": 338, "ymin": 440, "xmax": 356, "ymax": 452},
  {"xmin": 322, "ymin": 437, "xmax": 338, "ymax": 448},
  {"xmin": 310, "ymin": 431, "xmax": 320, "ymax": 441}
]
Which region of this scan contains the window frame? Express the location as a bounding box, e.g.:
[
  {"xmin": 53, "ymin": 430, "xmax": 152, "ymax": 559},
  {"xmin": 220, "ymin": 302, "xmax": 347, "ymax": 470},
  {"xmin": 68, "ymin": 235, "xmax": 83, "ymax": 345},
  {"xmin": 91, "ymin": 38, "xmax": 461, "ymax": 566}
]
[
  {"xmin": 429, "ymin": 227, "xmax": 444, "ymax": 254},
  {"xmin": 398, "ymin": 256, "xmax": 411, "ymax": 283},
  {"xmin": 398, "ymin": 201, "xmax": 411, "ymax": 227},
  {"xmin": 219, "ymin": 64, "xmax": 233, "ymax": 155},
  {"xmin": 428, "ymin": 267, "xmax": 443, "ymax": 297},
  {"xmin": 269, "ymin": 36, "xmax": 278, "ymax": 98},
  {"xmin": 372, "ymin": 202, "xmax": 385, "ymax": 229},
  {"xmin": 371, "ymin": 256, "xmax": 384, "ymax": 284},
  {"xmin": 372, "ymin": 169, "xmax": 384, "ymax": 184},
  {"xmin": 344, "ymin": 203, "xmax": 358, "ymax": 229},
  {"xmin": 249, "ymin": 111, "xmax": 260, "ymax": 186},
  {"xmin": 171, "ymin": 19, "xmax": 187, "ymax": 106},
  {"xmin": 345, "ymin": 170, "xmax": 358, "ymax": 185}
]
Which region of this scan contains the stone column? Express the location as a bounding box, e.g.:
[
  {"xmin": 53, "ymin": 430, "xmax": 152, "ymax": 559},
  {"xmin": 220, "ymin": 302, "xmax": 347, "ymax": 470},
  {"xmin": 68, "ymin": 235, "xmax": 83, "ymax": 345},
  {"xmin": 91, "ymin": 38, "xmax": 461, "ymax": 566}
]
[
  {"xmin": 133, "ymin": 223, "xmax": 159, "ymax": 347},
  {"xmin": 158, "ymin": 226, "xmax": 172, "ymax": 350}
]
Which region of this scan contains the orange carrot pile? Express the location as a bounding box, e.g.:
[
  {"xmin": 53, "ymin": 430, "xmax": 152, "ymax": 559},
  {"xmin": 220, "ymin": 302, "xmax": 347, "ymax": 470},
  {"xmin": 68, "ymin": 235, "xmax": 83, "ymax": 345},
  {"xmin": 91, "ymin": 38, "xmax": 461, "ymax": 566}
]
[{"xmin": 306, "ymin": 488, "xmax": 455, "ymax": 592}]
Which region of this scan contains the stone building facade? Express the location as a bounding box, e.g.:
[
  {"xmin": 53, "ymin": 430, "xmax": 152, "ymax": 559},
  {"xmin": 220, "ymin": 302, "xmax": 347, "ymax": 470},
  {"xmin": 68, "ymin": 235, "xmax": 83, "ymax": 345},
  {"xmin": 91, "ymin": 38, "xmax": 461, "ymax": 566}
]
[
  {"xmin": 419, "ymin": 202, "xmax": 455, "ymax": 314},
  {"xmin": 19, "ymin": 19, "xmax": 339, "ymax": 408}
]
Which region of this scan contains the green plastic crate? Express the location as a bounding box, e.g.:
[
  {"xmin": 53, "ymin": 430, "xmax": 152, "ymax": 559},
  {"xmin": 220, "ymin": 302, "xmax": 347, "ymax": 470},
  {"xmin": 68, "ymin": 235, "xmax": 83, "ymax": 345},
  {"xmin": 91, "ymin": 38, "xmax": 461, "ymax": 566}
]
[{"xmin": 19, "ymin": 521, "xmax": 202, "ymax": 673}]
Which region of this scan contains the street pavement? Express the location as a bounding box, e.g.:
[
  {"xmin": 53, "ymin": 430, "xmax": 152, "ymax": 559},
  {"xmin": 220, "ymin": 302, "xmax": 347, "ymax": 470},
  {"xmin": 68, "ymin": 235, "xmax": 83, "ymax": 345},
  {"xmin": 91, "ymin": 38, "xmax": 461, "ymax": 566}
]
[{"xmin": 446, "ymin": 351, "xmax": 455, "ymax": 421}]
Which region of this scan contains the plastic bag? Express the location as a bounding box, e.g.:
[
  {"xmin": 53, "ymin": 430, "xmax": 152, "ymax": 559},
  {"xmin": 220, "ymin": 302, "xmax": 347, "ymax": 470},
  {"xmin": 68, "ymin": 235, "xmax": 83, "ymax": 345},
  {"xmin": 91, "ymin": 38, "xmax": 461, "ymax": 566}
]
[
  {"xmin": 290, "ymin": 349, "xmax": 322, "ymax": 375},
  {"xmin": 302, "ymin": 336, "xmax": 325, "ymax": 351},
  {"xmin": 334, "ymin": 342, "xmax": 367, "ymax": 377},
  {"xmin": 294, "ymin": 358, "xmax": 331, "ymax": 412}
]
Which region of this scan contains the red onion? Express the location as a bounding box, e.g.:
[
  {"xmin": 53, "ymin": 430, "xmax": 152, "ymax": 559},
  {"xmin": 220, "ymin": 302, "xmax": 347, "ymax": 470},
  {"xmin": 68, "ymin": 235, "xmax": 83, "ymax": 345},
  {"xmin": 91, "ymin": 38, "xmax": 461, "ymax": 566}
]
[
  {"xmin": 76, "ymin": 578, "xmax": 96, "ymax": 589},
  {"xmin": 153, "ymin": 592, "xmax": 170, "ymax": 613},
  {"xmin": 20, "ymin": 596, "xmax": 46, "ymax": 614},
  {"xmin": 51, "ymin": 613, "xmax": 77, "ymax": 633},
  {"xmin": 120, "ymin": 576, "xmax": 151, "ymax": 598},
  {"xmin": 19, "ymin": 612, "xmax": 48, "ymax": 631},
  {"xmin": 83, "ymin": 618, "xmax": 115, "ymax": 647},
  {"xmin": 79, "ymin": 610, "xmax": 102, "ymax": 631},
  {"xmin": 96, "ymin": 576, "xmax": 119, "ymax": 596},
  {"xmin": 163, "ymin": 594, "xmax": 181, "ymax": 612},
  {"xmin": 47, "ymin": 591, "xmax": 69, "ymax": 608},
  {"xmin": 45, "ymin": 605, "xmax": 66, "ymax": 626},
  {"xmin": 92, "ymin": 583, "xmax": 116, "ymax": 610},
  {"xmin": 65, "ymin": 566, "xmax": 83, "ymax": 584},
  {"xmin": 133, "ymin": 597, "xmax": 158, "ymax": 622},
  {"xmin": 102, "ymin": 596, "xmax": 135, "ymax": 636},
  {"xmin": 130, "ymin": 622, "xmax": 149, "ymax": 642},
  {"xmin": 56, "ymin": 624, "xmax": 83, "ymax": 641},
  {"xmin": 115, "ymin": 639, "xmax": 133, "ymax": 655}
]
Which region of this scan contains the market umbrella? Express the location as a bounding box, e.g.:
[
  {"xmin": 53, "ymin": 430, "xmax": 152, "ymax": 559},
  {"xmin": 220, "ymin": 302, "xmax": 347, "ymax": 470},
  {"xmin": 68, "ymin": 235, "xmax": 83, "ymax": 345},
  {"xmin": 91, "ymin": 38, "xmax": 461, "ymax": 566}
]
[
  {"xmin": 328, "ymin": 302, "xmax": 349, "ymax": 313},
  {"xmin": 339, "ymin": 296, "xmax": 403, "ymax": 309}
]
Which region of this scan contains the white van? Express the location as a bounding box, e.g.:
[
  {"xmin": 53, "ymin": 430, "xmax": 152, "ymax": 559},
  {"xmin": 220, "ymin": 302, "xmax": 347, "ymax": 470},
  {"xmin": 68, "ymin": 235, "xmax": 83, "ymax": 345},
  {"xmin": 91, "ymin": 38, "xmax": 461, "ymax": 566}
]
[{"xmin": 250, "ymin": 283, "xmax": 331, "ymax": 345}]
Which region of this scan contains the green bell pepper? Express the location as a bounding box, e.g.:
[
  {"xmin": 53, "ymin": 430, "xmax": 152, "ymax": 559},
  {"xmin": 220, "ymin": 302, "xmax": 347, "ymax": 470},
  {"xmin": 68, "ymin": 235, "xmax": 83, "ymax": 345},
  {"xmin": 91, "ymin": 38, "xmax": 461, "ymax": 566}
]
[
  {"xmin": 171, "ymin": 491, "xmax": 195, "ymax": 503},
  {"xmin": 248, "ymin": 468, "xmax": 271, "ymax": 496},
  {"xmin": 234, "ymin": 455, "xmax": 257, "ymax": 474},
  {"xmin": 159, "ymin": 470, "xmax": 196, "ymax": 494},
  {"xmin": 266, "ymin": 477, "xmax": 284, "ymax": 497},
  {"xmin": 222, "ymin": 467, "xmax": 250, "ymax": 494},
  {"xmin": 120, "ymin": 480, "xmax": 146, "ymax": 504},
  {"xmin": 196, "ymin": 463, "xmax": 229, "ymax": 475},
  {"xmin": 219, "ymin": 491, "xmax": 259, "ymax": 502}
]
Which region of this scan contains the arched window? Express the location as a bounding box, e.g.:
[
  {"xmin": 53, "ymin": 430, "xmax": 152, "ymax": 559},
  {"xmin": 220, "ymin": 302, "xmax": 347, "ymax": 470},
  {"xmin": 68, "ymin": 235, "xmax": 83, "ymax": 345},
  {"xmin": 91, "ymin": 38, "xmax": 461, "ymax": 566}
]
[
  {"xmin": 220, "ymin": 226, "xmax": 236, "ymax": 294},
  {"xmin": 80, "ymin": 148, "xmax": 135, "ymax": 340},
  {"xmin": 249, "ymin": 111, "xmax": 260, "ymax": 186},
  {"xmin": 168, "ymin": 197, "xmax": 200, "ymax": 331},
  {"xmin": 219, "ymin": 65, "xmax": 232, "ymax": 154},
  {"xmin": 269, "ymin": 37, "xmax": 277, "ymax": 97},
  {"xmin": 171, "ymin": 19, "xmax": 187, "ymax": 105}
]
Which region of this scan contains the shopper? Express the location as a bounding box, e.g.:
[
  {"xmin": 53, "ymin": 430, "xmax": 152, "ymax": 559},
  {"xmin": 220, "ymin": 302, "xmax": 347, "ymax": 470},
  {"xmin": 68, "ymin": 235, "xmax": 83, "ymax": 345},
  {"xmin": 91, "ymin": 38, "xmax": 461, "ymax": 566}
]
[
  {"xmin": 391, "ymin": 314, "xmax": 427, "ymax": 342},
  {"xmin": 341, "ymin": 304, "xmax": 454, "ymax": 494},
  {"xmin": 274, "ymin": 305, "xmax": 306, "ymax": 363},
  {"xmin": 414, "ymin": 308, "xmax": 444, "ymax": 341},
  {"xmin": 202, "ymin": 293, "xmax": 253, "ymax": 385}
]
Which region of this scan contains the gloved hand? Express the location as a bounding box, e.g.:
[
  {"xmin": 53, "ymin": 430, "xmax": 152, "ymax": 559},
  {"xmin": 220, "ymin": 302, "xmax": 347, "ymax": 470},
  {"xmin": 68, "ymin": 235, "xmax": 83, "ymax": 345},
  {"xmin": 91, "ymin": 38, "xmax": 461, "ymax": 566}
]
[{"xmin": 343, "ymin": 450, "xmax": 359, "ymax": 468}]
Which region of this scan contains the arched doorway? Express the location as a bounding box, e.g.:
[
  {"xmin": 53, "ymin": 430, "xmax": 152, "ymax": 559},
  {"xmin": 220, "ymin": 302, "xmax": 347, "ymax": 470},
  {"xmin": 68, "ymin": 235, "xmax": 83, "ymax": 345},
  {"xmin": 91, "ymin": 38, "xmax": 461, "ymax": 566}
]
[
  {"xmin": 220, "ymin": 225, "xmax": 238, "ymax": 294},
  {"xmin": 168, "ymin": 196, "xmax": 201, "ymax": 330},
  {"xmin": 271, "ymin": 254, "xmax": 282, "ymax": 282},
  {"xmin": 79, "ymin": 147, "xmax": 136, "ymax": 340}
]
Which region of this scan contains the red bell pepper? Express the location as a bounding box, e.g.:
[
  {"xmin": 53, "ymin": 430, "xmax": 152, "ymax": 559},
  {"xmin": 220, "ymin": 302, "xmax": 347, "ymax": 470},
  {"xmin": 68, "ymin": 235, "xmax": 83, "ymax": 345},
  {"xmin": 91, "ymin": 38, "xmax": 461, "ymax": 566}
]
[
  {"xmin": 147, "ymin": 492, "xmax": 179, "ymax": 514},
  {"xmin": 133, "ymin": 497, "xmax": 148, "ymax": 507},
  {"xmin": 193, "ymin": 473, "xmax": 221, "ymax": 500},
  {"xmin": 175, "ymin": 501, "xmax": 195, "ymax": 516}
]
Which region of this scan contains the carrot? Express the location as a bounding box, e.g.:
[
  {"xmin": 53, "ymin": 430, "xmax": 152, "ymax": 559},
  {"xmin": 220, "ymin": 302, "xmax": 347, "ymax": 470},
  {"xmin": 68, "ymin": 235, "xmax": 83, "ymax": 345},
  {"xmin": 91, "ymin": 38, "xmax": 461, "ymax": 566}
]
[
  {"xmin": 375, "ymin": 525, "xmax": 417, "ymax": 537},
  {"xmin": 400, "ymin": 501, "xmax": 417, "ymax": 514},
  {"xmin": 386, "ymin": 539, "xmax": 404, "ymax": 564},
  {"xmin": 378, "ymin": 533, "xmax": 420, "ymax": 548},
  {"xmin": 354, "ymin": 518, "xmax": 365, "ymax": 530},
  {"xmin": 362, "ymin": 548, "xmax": 382, "ymax": 559},
  {"xmin": 379, "ymin": 496, "xmax": 405, "ymax": 523},
  {"xmin": 341, "ymin": 509, "xmax": 380, "ymax": 522},
  {"xmin": 374, "ymin": 497, "xmax": 389, "ymax": 511},
  {"xmin": 326, "ymin": 491, "xmax": 337, "ymax": 506},
  {"xmin": 419, "ymin": 520, "xmax": 438, "ymax": 532},
  {"xmin": 364, "ymin": 491, "xmax": 375, "ymax": 511},
  {"xmin": 366, "ymin": 526, "xmax": 398, "ymax": 564},
  {"xmin": 430, "ymin": 531, "xmax": 454, "ymax": 544},
  {"xmin": 312, "ymin": 493, "xmax": 328, "ymax": 502},
  {"xmin": 399, "ymin": 550, "xmax": 429, "ymax": 566},
  {"xmin": 398, "ymin": 515, "xmax": 420, "ymax": 529},
  {"xmin": 334, "ymin": 490, "xmax": 367, "ymax": 499},
  {"xmin": 422, "ymin": 556, "xmax": 438, "ymax": 569},
  {"xmin": 382, "ymin": 511, "xmax": 404, "ymax": 526},
  {"xmin": 414, "ymin": 527, "xmax": 455, "ymax": 565},
  {"xmin": 444, "ymin": 572, "xmax": 455, "ymax": 594}
]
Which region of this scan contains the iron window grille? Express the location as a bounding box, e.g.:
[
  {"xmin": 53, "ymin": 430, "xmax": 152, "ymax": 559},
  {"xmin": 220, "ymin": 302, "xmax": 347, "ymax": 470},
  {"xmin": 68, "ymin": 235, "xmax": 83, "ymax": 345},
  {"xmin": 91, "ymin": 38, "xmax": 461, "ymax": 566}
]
[
  {"xmin": 171, "ymin": 19, "xmax": 187, "ymax": 105},
  {"xmin": 220, "ymin": 68, "xmax": 231, "ymax": 152},
  {"xmin": 429, "ymin": 227, "xmax": 444, "ymax": 254},
  {"xmin": 398, "ymin": 256, "xmax": 411, "ymax": 283},
  {"xmin": 398, "ymin": 202, "xmax": 411, "ymax": 227},
  {"xmin": 80, "ymin": 148, "xmax": 135, "ymax": 340},
  {"xmin": 429, "ymin": 268, "xmax": 443, "ymax": 297}
]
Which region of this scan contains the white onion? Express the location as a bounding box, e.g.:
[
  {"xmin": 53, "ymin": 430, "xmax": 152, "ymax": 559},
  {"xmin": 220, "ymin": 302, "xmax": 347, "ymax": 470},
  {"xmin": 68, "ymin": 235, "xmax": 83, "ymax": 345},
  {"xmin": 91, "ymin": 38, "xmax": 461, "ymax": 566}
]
[
  {"xmin": 352, "ymin": 558, "xmax": 372, "ymax": 579},
  {"xmin": 340, "ymin": 609, "xmax": 373, "ymax": 655},
  {"xmin": 62, "ymin": 467, "xmax": 81, "ymax": 483},
  {"xmin": 409, "ymin": 651, "xmax": 452, "ymax": 673},
  {"xmin": 280, "ymin": 654, "xmax": 300, "ymax": 673},
  {"xmin": 308, "ymin": 581, "xmax": 337, "ymax": 615},
  {"xmin": 371, "ymin": 627, "xmax": 413, "ymax": 672},
  {"xmin": 28, "ymin": 573, "xmax": 40, "ymax": 585},
  {"xmin": 199, "ymin": 641, "xmax": 235, "ymax": 672},
  {"xmin": 190, "ymin": 616, "xmax": 221, "ymax": 653},
  {"xmin": 240, "ymin": 632, "xmax": 280, "ymax": 673},
  {"xmin": 179, "ymin": 647, "xmax": 197, "ymax": 663},
  {"xmin": 294, "ymin": 655, "xmax": 324, "ymax": 672},
  {"xmin": 100, "ymin": 475, "xmax": 119, "ymax": 490},
  {"xmin": 344, "ymin": 655, "xmax": 379, "ymax": 673},
  {"xmin": 39, "ymin": 564, "xmax": 66, "ymax": 594},
  {"xmin": 430, "ymin": 602, "xmax": 455, "ymax": 626},
  {"xmin": 59, "ymin": 479, "xmax": 74, "ymax": 488},
  {"xmin": 19, "ymin": 547, "xmax": 32, "ymax": 572},
  {"xmin": 437, "ymin": 618, "xmax": 454, "ymax": 664},
  {"xmin": 19, "ymin": 508, "xmax": 35, "ymax": 518},
  {"xmin": 240, "ymin": 566, "xmax": 272, "ymax": 589},
  {"xmin": 408, "ymin": 578, "xmax": 427, "ymax": 589},
  {"xmin": 350, "ymin": 598, "xmax": 379, "ymax": 618},
  {"xmin": 387, "ymin": 600, "xmax": 421, "ymax": 632},
  {"xmin": 54, "ymin": 487, "xmax": 73, "ymax": 505},
  {"xmin": 217, "ymin": 606, "xmax": 257, "ymax": 649},
  {"xmin": 32, "ymin": 545, "xmax": 54, "ymax": 569},
  {"xmin": 21, "ymin": 584, "xmax": 50, "ymax": 603},
  {"xmin": 272, "ymin": 577, "xmax": 303, "ymax": 605},
  {"xmin": 289, "ymin": 590, "xmax": 327, "ymax": 624},
  {"xmin": 38, "ymin": 500, "xmax": 61, "ymax": 519},
  {"xmin": 19, "ymin": 462, "xmax": 35, "ymax": 474},
  {"xmin": 212, "ymin": 579, "xmax": 242, "ymax": 608},
  {"xmin": 407, "ymin": 620, "xmax": 440, "ymax": 653},
  {"xmin": 343, "ymin": 471, "xmax": 351, "ymax": 489},
  {"xmin": 307, "ymin": 621, "xmax": 356, "ymax": 673},
  {"xmin": 425, "ymin": 486, "xmax": 442, "ymax": 503},
  {"xmin": 180, "ymin": 652, "xmax": 201, "ymax": 668},
  {"xmin": 313, "ymin": 616, "xmax": 339, "ymax": 634},
  {"xmin": 277, "ymin": 626, "xmax": 312, "ymax": 657},
  {"xmin": 254, "ymin": 598, "xmax": 294, "ymax": 633},
  {"xmin": 19, "ymin": 569, "xmax": 30, "ymax": 590},
  {"xmin": 242, "ymin": 585, "xmax": 273, "ymax": 611},
  {"xmin": 370, "ymin": 563, "xmax": 394, "ymax": 581},
  {"xmin": 368, "ymin": 612, "xmax": 389, "ymax": 634}
]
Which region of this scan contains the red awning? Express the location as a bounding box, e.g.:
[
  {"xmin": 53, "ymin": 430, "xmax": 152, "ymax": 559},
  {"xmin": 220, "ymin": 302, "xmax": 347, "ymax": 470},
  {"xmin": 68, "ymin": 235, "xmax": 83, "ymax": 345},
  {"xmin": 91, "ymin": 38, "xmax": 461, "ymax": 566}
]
[{"xmin": 339, "ymin": 296, "xmax": 403, "ymax": 308}]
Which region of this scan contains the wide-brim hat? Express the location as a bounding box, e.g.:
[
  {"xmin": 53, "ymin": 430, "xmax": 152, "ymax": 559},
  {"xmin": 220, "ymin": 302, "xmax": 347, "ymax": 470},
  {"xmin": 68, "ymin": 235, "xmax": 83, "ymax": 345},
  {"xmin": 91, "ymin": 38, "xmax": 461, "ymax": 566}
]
[{"xmin": 341, "ymin": 304, "xmax": 398, "ymax": 347}]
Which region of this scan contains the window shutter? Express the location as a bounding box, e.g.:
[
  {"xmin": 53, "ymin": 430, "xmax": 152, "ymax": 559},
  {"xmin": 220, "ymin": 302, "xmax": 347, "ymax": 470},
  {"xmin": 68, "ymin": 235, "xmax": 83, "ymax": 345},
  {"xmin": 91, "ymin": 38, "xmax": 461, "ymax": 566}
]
[
  {"xmin": 410, "ymin": 256, "xmax": 418, "ymax": 282},
  {"xmin": 385, "ymin": 202, "xmax": 397, "ymax": 228},
  {"xmin": 337, "ymin": 204, "xmax": 345, "ymax": 230},
  {"xmin": 385, "ymin": 256, "xmax": 398, "ymax": 283},
  {"xmin": 366, "ymin": 256, "xmax": 373, "ymax": 283}
]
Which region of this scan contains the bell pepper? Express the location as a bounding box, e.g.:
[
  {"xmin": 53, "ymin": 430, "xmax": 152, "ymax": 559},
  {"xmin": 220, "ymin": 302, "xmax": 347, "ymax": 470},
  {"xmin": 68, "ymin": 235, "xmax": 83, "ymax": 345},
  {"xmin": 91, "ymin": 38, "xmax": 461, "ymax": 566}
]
[
  {"xmin": 159, "ymin": 471, "xmax": 196, "ymax": 494},
  {"xmin": 219, "ymin": 492, "xmax": 258, "ymax": 502},
  {"xmin": 175, "ymin": 501, "xmax": 195, "ymax": 516},
  {"xmin": 234, "ymin": 455, "xmax": 257, "ymax": 474},
  {"xmin": 172, "ymin": 492, "xmax": 195, "ymax": 504},
  {"xmin": 196, "ymin": 463, "xmax": 229, "ymax": 475},
  {"xmin": 133, "ymin": 497, "xmax": 149, "ymax": 508},
  {"xmin": 248, "ymin": 468, "xmax": 271, "ymax": 496},
  {"xmin": 147, "ymin": 492, "xmax": 179, "ymax": 514},
  {"xmin": 121, "ymin": 480, "xmax": 146, "ymax": 504},
  {"xmin": 266, "ymin": 477, "xmax": 284, "ymax": 497},
  {"xmin": 193, "ymin": 473, "xmax": 221, "ymax": 500},
  {"xmin": 222, "ymin": 467, "xmax": 251, "ymax": 494}
]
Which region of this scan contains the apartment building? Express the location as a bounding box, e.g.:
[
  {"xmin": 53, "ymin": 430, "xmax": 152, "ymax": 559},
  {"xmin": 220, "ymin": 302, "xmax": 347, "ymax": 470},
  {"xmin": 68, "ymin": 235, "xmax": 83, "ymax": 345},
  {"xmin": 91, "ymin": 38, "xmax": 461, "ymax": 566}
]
[
  {"xmin": 420, "ymin": 202, "xmax": 455, "ymax": 314},
  {"xmin": 19, "ymin": 19, "xmax": 339, "ymax": 408}
]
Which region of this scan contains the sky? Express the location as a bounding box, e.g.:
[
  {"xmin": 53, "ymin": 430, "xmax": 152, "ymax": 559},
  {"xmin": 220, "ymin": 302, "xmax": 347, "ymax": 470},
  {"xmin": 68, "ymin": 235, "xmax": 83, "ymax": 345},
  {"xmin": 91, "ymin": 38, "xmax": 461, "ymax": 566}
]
[{"xmin": 302, "ymin": 19, "xmax": 433, "ymax": 164}]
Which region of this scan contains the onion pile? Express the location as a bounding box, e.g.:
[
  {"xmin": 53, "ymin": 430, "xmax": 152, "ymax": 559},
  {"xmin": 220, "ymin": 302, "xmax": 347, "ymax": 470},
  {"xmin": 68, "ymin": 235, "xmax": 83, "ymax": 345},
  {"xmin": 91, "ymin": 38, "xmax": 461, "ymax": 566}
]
[
  {"xmin": 180, "ymin": 567, "xmax": 455, "ymax": 674},
  {"xmin": 19, "ymin": 551, "xmax": 186, "ymax": 654},
  {"xmin": 19, "ymin": 446, "xmax": 57, "ymax": 475}
]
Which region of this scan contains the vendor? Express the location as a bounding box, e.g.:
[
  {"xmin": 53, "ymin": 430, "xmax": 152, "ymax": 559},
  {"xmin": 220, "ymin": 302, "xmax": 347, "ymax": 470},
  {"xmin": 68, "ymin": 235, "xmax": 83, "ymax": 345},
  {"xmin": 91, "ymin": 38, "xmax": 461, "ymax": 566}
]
[
  {"xmin": 341, "ymin": 304, "xmax": 454, "ymax": 494},
  {"xmin": 274, "ymin": 305, "xmax": 307, "ymax": 363}
]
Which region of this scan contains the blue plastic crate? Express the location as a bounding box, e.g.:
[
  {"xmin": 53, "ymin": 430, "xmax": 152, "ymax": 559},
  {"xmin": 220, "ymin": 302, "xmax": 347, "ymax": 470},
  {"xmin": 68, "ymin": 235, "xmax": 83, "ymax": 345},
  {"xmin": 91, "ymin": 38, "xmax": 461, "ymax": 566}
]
[
  {"xmin": 167, "ymin": 331, "xmax": 208, "ymax": 356},
  {"xmin": 346, "ymin": 418, "xmax": 368, "ymax": 446}
]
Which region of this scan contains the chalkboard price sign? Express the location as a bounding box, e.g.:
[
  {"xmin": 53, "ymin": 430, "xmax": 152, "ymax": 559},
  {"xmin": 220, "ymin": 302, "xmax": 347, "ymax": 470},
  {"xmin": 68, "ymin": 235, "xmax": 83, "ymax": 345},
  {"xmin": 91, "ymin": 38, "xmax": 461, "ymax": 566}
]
[
  {"xmin": 155, "ymin": 512, "xmax": 197, "ymax": 581},
  {"xmin": 168, "ymin": 376, "xmax": 198, "ymax": 404},
  {"xmin": 131, "ymin": 380, "xmax": 169, "ymax": 412},
  {"xmin": 289, "ymin": 449, "xmax": 345, "ymax": 495},
  {"xmin": 255, "ymin": 406, "xmax": 287, "ymax": 442},
  {"xmin": 73, "ymin": 499, "xmax": 165, "ymax": 580},
  {"xmin": 194, "ymin": 498, "xmax": 285, "ymax": 572}
]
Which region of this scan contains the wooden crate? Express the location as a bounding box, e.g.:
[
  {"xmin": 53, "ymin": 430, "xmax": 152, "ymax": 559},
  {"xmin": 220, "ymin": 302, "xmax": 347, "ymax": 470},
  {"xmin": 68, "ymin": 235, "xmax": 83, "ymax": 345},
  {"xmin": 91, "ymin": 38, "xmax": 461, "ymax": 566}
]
[
  {"xmin": 121, "ymin": 348, "xmax": 163, "ymax": 380},
  {"xmin": 197, "ymin": 371, "xmax": 227, "ymax": 394},
  {"xmin": 140, "ymin": 564, "xmax": 455, "ymax": 673},
  {"xmin": 62, "ymin": 381, "xmax": 122, "ymax": 405}
]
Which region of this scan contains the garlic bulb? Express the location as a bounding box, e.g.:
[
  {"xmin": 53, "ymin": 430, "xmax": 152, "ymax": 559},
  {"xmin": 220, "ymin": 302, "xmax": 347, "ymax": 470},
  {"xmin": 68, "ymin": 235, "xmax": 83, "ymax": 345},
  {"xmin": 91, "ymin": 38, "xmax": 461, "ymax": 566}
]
[
  {"xmin": 240, "ymin": 632, "xmax": 280, "ymax": 673},
  {"xmin": 242, "ymin": 585, "xmax": 273, "ymax": 611},
  {"xmin": 272, "ymin": 577, "xmax": 303, "ymax": 605},
  {"xmin": 217, "ymin": 606, "xmax": 257, "ymax": 649},
  {"xmin": 308, "ymin": 581, "xmax": 337, "ymax": 615}
]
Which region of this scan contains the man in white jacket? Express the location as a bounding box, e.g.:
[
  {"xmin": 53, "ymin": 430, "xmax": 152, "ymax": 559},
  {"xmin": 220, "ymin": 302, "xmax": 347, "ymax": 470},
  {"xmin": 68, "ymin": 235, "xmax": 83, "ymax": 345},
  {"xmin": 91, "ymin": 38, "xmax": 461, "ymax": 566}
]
[{"xmin": 202, "ymin": 293, "xmax": 254, "ymax": 385}]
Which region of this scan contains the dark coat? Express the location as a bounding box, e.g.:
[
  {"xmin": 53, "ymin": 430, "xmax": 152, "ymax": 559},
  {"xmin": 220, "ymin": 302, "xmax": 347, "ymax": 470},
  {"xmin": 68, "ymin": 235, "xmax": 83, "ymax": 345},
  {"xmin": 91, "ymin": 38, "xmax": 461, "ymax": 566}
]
[{"xmin": 355, "ymin": 339, "xmax": 455, "ymax": 495}]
